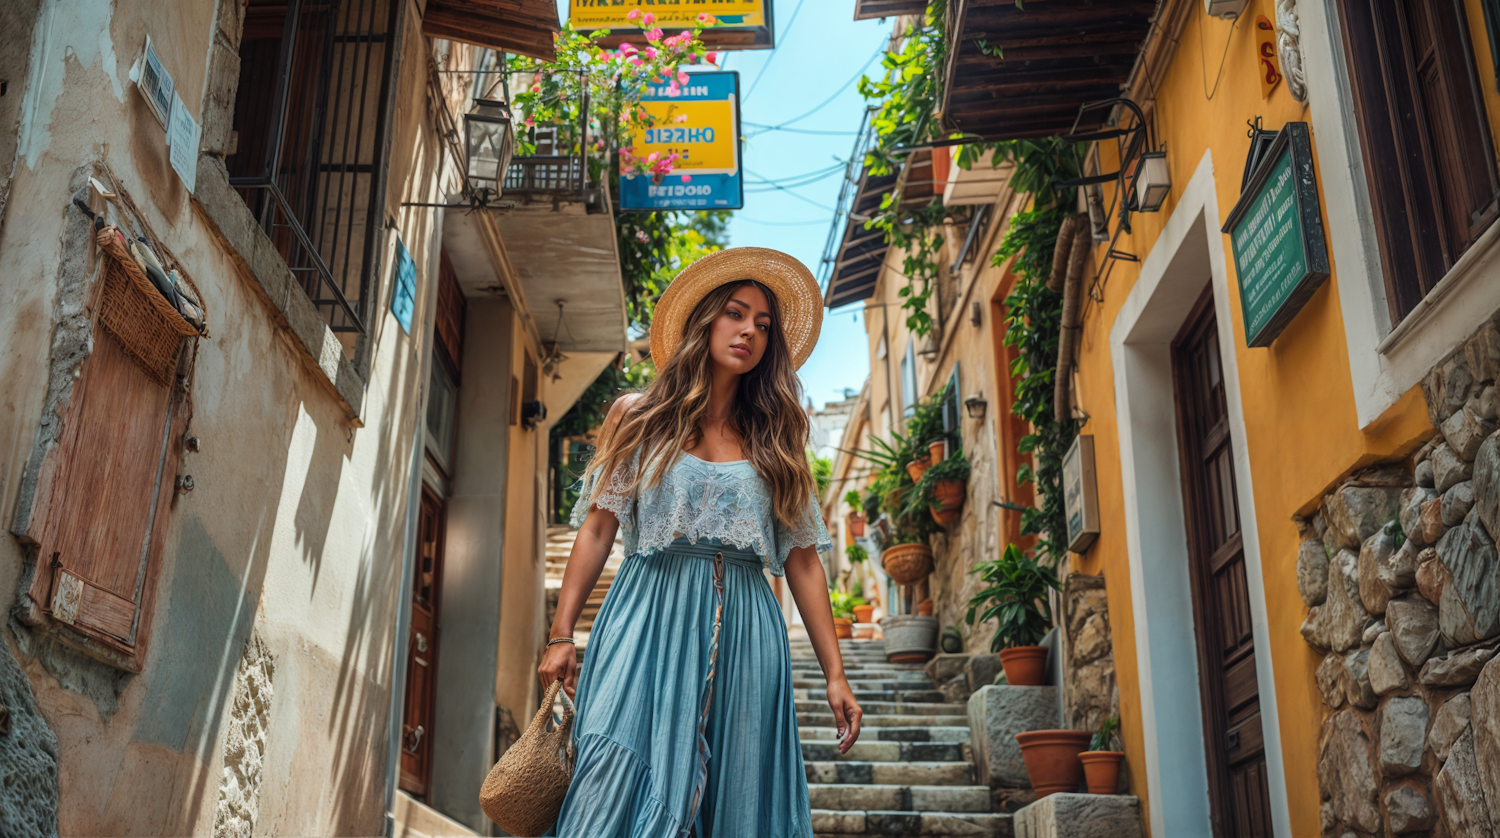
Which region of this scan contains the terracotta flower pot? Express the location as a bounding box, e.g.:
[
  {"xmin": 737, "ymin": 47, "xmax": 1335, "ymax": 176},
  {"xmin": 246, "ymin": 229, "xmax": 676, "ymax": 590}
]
[
  {"xmin": 1079, "ymin": 750, "xmax": 1125, "ymax": 794},
  {"xmin": 852, "ymin": 604, "xmax": 875, "ymax": 623},
  {"xmin": 930, "ymin": 478, "xmax": 967, "ymax": 525},
  {"xmin": 905, "ymin": 457, "xmax": 930, "ymax": 483},
  {"xmin": 847, "ymin": 512, "xmax": 866, "ymax": 538},
  {"xmin": 1015, "ymin": 730, "xmax": 1092, "ymax": 798},
  {"xmin": 916, "ymin": 599, "xmax": 934, "ymax": 616},
  {"xmin": 998, "ymin": 645, "xmax": 1049, "ymax": 687},
  {"xmin": 882, "ymin": 543, "xmax": 934, "ymax": 585},
  {"xmin": 928, "ymin": 438, "xmax": 948, "ymax": 464},
  {"xmin": 833, "ymin": 617, "xmax": 853, "ymax": 639}
]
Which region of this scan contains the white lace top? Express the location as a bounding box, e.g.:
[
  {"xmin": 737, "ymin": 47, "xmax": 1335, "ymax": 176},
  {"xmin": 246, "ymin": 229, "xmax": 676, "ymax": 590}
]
[{"xmin": 569, "ymin": 449, "xmax": 832, "ymax": 576}]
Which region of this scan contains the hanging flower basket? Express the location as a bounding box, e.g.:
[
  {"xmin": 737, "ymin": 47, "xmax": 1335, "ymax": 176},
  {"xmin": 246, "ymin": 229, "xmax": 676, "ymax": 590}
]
[
  {"xmin": 847, "ymin": 511, "xmax": 866, "ymax": 538},
  {"xmin": 930, "ymin": 478, "xmax": 967, "ymax": 525},
  {"xmin": 905, "ymin": 455, "xmax": 931, "ymax": 483},
  {"xmin": 883, "ymin": 543, "xmax": 934, "ymax": 585}
]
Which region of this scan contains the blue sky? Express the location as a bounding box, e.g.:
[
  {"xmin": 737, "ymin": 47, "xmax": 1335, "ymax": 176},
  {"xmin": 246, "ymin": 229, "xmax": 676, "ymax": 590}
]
[{"xmin": 555, "ymin": 1, "xmax": 887, "ymax": 410}]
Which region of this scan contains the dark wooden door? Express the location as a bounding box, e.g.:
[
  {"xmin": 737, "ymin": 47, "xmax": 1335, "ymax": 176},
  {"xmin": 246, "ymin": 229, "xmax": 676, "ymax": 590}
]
[
  {"xmin": 399, "ymin": 486, "xmax": 446, "ymax": 796},
  {"xmin": 1172, "ymin": 290, "xmax": 1272, "ymax": 838}
]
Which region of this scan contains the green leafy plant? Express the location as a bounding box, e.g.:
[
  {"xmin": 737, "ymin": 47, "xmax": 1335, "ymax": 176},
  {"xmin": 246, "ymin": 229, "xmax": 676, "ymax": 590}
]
[
  {"xmin": 964, "ymin": 544, "xmax": 1061, "ymax": 651},
  {"xmin": 861, "ymin": 487, "xmax": 882, "ymax": 520},
  {"xmin": 911, "ymin": 451, "xmax": 972, "ymax": 514},
  {"xmin": 1091, "ymin": 716, "xmax": 1120, "ymax": 752},
  {"xmin": 810, "ymin": 454, "xmax": 833, "ymax": 498},
  {"xmin": 846, "ymin": 543, "xmax": 869, "ymax": 563},
  {"xmin": 845, "ymin": 489, "xmax": 863, "ymax": 509},
  {"xmin": 829, "ymin": 590, "xmax": 866, "ymax": 621},
  {"xmin": 907, "ymin": 381, "xmax": 950, "ymax": 450}
]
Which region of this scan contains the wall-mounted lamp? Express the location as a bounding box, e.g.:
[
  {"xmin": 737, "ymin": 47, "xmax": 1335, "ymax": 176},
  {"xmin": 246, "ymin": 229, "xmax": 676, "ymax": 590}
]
[
  {"xmin": 464, "ymin": 98, "xmax": 514, "ymax": 200},
  {"xmin": 521, "ymin": 399, "xmax": 547, "ymax": 429},
  {"xmin": 1128, "ymin": 151, "xmax": 1171, "ymax": 213},
  {"xmin": 963, "ymin": 392, "xmax": 988, "ymax": 420}
]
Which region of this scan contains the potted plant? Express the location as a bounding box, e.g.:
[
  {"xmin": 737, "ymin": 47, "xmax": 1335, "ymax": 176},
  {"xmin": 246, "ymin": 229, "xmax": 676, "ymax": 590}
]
[
  {"xmin": 1015, "ymin": 729, "xmax": 1092, "ymax": 798},
  {"xmin": 845, "ymin": 490, "xmax": 866, "ymax": 537},
  {"xmin": 1079, "ymin": 717, "xmax": 1124, "ymax": 794},
  {"xmin": 964, "ymin": 544, "xmax": 1060, "ymax": 686},
  {"xmin": 928, "ymin": 435, "xmax": 949, "ymax": 465},
  {"xmin": 881, "ymin": 536, "xmax": 934, "ymax": 585},
  {"xmin": 847, "ymin": 571, "xmax": 875, "ymax": 624},
  {"xmin": 829, "ymin": 590, "xmax": 863, "ymax": 639},
  {"xmin": 914, "ymin": 451, "xmax": 971, "ymax": 525}
]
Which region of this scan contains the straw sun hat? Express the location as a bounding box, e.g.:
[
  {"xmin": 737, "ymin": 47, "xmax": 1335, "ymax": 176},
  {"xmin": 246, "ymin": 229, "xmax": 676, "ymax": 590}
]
[{"xmin": 649, "ymin": 247, "xmax": 823, "ymax": 371}]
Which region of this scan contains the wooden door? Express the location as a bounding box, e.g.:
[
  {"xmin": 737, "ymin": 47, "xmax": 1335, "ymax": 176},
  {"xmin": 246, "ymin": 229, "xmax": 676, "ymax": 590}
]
[
  {"xmin": 399, "ymin": 485, "xmax": 446, "ymax": 796},
  {"xmin": 1171, "ymin": 290, "xmax": 1272, "ymax": 838}
]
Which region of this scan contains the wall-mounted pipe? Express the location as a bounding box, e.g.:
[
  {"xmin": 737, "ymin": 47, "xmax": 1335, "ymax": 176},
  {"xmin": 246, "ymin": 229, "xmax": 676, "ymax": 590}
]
[{"xmin": 1054, "ymin": 214, "xmax": 1092, "ymax": 424}]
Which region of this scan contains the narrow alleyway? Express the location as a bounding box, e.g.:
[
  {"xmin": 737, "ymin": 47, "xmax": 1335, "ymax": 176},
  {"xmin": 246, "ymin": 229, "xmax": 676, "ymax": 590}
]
[
  {"xmin": 793, "ymin": 636, "xmax": 1006, "ymax": 837},
  {"xmin": 545, "ymin": 526, "xmax": 625, "ymax": 648}
]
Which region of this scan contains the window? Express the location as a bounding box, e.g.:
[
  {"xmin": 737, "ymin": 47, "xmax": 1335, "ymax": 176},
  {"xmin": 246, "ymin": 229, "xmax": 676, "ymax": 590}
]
[
  {"xmin": 227, "ymin": 0, "xmax": 404, "ymax": 350},
  {"xmin": 900, "ymin": 342, "xmax": 918, "ymax": 417},
  {"xmin": 1335, "ymin": 0, "xmax": 1500, "ymax": 324},
  {"xmin": 940, "ymin": 365, "xmax": 961, "ymax": 436}
]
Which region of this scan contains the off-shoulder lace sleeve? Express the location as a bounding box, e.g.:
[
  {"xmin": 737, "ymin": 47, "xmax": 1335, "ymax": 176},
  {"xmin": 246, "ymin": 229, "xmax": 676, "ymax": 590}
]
[
  {"xmin": 773, "ymin": 495, "xmax": 833, "ymax": 570},
  {"xmin": 568, "ymin": 451, "xmax": 637, "ymax": 532}
]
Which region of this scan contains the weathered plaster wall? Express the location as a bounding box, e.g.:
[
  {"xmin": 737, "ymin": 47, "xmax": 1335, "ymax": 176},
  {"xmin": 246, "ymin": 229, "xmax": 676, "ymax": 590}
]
[{"xmin": 0, "ymin": 0, "xmax": 448, "ymax": 832}]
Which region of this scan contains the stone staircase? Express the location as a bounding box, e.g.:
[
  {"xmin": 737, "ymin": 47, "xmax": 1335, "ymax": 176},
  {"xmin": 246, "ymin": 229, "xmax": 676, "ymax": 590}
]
[
  {"xmin": 791, "ymin": 636, "xmax": 1010, "ymax": 838},
  {"xmin": 544, "ymin": 525, "xmax": 623, "ymax": 648}
]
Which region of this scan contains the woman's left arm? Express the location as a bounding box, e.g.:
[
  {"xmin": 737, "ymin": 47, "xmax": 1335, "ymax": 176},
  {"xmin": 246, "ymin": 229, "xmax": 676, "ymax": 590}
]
[{"xmin": 783, "ymin": 545, "xmax": 863, "ymax": 753}]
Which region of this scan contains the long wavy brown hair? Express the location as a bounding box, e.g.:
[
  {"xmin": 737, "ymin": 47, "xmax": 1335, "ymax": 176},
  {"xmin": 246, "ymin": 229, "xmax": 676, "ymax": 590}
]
[{"xmin": 584, "ymin": 280, "xmax": 815, "ymax": 526}]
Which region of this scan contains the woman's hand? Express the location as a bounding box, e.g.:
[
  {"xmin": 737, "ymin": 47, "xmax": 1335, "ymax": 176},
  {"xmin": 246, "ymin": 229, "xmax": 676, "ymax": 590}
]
[
  {"xmin": 825, "ymin": 675, "xmax": 863, "ymax": 753},
  {"xmin": 539, "ymin": 641, "xmax": 579, "ymax": 699}
]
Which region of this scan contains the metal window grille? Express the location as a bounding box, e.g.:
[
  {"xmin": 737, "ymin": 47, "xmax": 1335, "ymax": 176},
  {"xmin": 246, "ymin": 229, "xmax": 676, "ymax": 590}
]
[{"xmin": 228, "ymin": 0, "xmax": 404, "ymax": 340}]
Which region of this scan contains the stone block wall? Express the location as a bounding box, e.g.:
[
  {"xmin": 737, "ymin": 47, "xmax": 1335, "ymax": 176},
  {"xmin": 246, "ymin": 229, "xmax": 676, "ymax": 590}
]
[
  {"xmin": 1300, "ymin": 319, "xmax": 1500, "ymax": 837},
  {"xmin": 1061, "ymin": 573, "xmax": 1117, "ymax": 734}
]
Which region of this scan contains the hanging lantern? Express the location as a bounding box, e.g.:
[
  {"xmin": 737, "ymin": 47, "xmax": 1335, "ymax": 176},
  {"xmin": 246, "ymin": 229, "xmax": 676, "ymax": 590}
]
[
  {"xmin": 464, "ymin": 98, "xmax": 514, "ymax": 197},
  {"xmin": 1129, "ymin": 151, "xmax": 1171, "ymax": 213}
]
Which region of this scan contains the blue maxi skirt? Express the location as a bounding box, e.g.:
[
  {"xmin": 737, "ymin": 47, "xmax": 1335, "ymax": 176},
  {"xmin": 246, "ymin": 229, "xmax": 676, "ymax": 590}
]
[{"xmin": 549, "ymin": 539, "xmax": 814, "ymax": 838}]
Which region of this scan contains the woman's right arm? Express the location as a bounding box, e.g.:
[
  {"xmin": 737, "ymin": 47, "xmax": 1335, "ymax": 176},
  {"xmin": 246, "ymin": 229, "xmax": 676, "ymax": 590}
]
[
  {"xmin": 537, "ymin": 393, "xmax": 640, "ymax": 697},
  {"xmin": 538, "ymin": 506, "xmax": 619, "ymax": 697}
]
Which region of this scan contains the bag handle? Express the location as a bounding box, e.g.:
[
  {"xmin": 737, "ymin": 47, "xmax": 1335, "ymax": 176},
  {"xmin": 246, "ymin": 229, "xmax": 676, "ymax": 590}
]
[{"xmin": 526, "ymin": 678, "xmax": 577, "ymax": 740}]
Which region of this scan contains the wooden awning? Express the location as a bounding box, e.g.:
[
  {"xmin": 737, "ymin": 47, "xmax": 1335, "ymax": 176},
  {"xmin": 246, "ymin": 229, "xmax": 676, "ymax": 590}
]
[
  {"xmin": 941, "ymin": 1, "xmax": 1157, "ymax": 139},
  {"xmin": 423, "ymin": 0, "xmax": 560, "ymax": 61},
  {"xmin": 854, "ymin": 0, "xmax": 927, "ymax": 20},
  {"xmin": 824, "ymin": 151, "xmax": 935, "ymax": 309}
]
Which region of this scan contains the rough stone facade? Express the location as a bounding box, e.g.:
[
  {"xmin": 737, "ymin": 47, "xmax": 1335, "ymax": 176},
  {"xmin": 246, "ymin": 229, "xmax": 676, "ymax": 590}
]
[
  {"xmin": 213, "ymin": 631, "xmax": 275, "ymax": 838},
  {"xmin": 1302, "ymin": 317, "xmax": 1500, "ymax": 837},
  {"xmin": 1060, "ymin": 572, "xmax": 1117, "ymax": 734}
]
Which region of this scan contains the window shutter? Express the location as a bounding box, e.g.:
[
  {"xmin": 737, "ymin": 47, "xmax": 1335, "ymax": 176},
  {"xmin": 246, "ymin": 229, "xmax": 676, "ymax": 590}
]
[{"xmin": 22, "ymin": 329, "xmax": 187, "ymax": 671}]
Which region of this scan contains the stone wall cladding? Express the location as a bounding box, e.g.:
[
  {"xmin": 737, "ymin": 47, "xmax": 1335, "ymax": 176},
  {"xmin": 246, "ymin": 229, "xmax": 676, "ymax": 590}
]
[
  {"xmin": 0, "ymin": 637, "xmax": 59, "ymax": 838},
  {"xmin": 1061, "ymin": 573, "xmax": 1117, "ymax": 733},
  {"xmin": 1303, "ymin": 316, "xmax": 1500, "ymax": 838},
  {"xmin": 212, "ymin": 631, "xmax": 275, "ymax": 838}
]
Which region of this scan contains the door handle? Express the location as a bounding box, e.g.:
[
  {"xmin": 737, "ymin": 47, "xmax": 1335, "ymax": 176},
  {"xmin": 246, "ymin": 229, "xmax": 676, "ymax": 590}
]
[
  {"xmin": 1226, "ymin": 729, "xmax": 1240, "ymax": 751},
  {"xmin": 404, "ymin": 724, "xmax": 425, "ymax": 753},
  {"xmin": 415, "ymin": 632, "xmax": 428, "ymax": 653}
]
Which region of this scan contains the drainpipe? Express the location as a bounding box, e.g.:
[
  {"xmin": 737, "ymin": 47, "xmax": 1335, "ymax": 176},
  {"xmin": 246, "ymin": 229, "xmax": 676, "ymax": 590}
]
[{"xmin": 1054, "ymin": 214, "xmax": 1091, "ymax": 424}]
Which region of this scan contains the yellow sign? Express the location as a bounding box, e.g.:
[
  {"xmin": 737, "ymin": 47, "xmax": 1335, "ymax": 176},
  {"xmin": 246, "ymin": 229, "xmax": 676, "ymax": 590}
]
[
  {"xmin": 570, "ymin": 1, "xmax": 766, "ymax": 30},
  {"xmin": 630, "ymin": 97, "xmax": 737, "ymax": 174}
]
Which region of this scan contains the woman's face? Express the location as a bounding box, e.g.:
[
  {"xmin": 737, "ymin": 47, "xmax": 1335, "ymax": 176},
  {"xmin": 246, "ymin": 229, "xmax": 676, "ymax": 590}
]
[{"xmin": 707, "ymin": 282, "xmax": 772, "ymax": 375}]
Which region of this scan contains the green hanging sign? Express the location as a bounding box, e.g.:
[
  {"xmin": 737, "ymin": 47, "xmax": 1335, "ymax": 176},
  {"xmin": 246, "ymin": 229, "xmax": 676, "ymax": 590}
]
[{"xmin": 1221, "ymin": 122, "xmax": 1330, "ymax": 348}]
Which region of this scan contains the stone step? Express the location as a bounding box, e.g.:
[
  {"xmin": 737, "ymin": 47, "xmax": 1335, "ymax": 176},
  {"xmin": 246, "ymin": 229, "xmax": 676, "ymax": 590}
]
[
  {"xmin": 801, "ymin": 740, "xmax": 966, "ymax": 763},
  {"xmin": 807, "ymin": 785, "xmax": 991, "ymax": 813},
  {"xmin": 795, "ymin": 688, "xmax": 947, "ymax": 704},
  {"xmin": 793, "ymin": 663, "xmax": 927, "ymax": 674},
  {"xmin": 800, "ymin": 726, "xmax": 971, "ymax": 743},
  {"xmin": 806, "ymin": 761, "xmax": 973, "ymax": 786},
  {"xmin": 794, "ymin": 677, "xmax": 936, "ymax": 691},
  {"xmin": 796, "ymin": 700, "xmax": 966, "ymax": 716},
  {"xmin": 811, "ymin": 810, "xmax": 1012, "ymax": 838},
  {"xmin": 798, "ymin": 713, "xmax": 970, "ymax": 728}
]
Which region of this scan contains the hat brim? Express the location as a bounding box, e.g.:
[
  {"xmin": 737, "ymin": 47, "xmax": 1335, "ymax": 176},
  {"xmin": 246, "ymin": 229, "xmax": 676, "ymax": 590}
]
[{"xmin": 649, "ymin": 247, "xmax": 823, "ymax": 371}]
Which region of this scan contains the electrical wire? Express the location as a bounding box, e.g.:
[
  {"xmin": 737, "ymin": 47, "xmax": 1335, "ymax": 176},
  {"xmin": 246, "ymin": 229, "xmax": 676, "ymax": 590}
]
[
  {"xmin": 745, "ymin": 126, "xmax": 860, "ymax": 136},
  {"xmin": 743, "ymin": 43, "xmax": 886, "ymax": 135},
  {"xmin": 1198, "ymin": 12, "xmax": 1237, "ymax": 101},
  {"xmin": 743, "ymin": 168, "xmax": 838, "ymax": 211},
  {"xmin": 743, "ymin": 0, "xmax": 808, "ymax": 103},
  {"xmin": 735, "ymin": 215, "xmax": 832, "ymax": 226},
  {"xmin": 744, "ymin": 161, "xmax": 847, "ymax": 188}
]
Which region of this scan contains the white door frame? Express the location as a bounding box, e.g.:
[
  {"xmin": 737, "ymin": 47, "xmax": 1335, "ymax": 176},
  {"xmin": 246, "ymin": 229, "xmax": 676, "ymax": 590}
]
[{"xmin": 1108, "ymin": 150, "xmax": 1292, "ymax": 838}]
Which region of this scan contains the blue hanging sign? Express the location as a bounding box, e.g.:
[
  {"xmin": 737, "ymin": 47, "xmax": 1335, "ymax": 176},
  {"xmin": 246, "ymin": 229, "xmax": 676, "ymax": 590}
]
[
  {"xmin": 619, "ymin": 71, "xmax": 743, "ymax": 211},
  {"xmin": 391, "ymin": 237, "xmax": 417, "ymax": 334}
]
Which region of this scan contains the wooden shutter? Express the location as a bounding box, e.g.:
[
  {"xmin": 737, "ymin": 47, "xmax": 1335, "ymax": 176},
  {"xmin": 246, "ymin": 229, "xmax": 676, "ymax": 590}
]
[
  {"xmin": 435, "ymin": 248, "xmax": 465, "ymax": 379},
  {"xmin": 19, "ymin": 328, "xmax": 187, "ymax": 672},
  {"xmin": 1335, "ymin": 0, "xmax": 1500, "ymax": 323}
]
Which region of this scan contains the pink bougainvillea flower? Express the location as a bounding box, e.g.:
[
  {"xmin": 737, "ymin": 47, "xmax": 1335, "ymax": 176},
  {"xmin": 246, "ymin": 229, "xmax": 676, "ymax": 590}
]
[
  {"xmin": 643, "ymin": 46, "xmax": 658, "ymax": 59},
  {"xmin": 636, "ymin": 230, "xmax": 650, "ymax": 243},
  {"xmin": 628, "ymin": 56, "xmax": 645, "ymax": 67},
  {"xmin": 706, "ymin": 51, "xmax": 720, "ymax": 66},
  {"xmin": 619, "ymin": 43, "xmax": 638, "ymax": 55},
  {"xmin": 524, "ymin": 117, "xmax": 534, "ymax": 127},
  {"xmin": 681, "ymin": 175, "xmax": 692, "ymax": 182},
  {"xmin": 697, "ymin": 12, "xmax": 716, "ymax": 23},
  {"xmin": 626, "ymin": 8, "xmax": 643, "ymax": 23},
  {"xmin": 647, "ymin": 27, "xmax": 664, "ymax": 42},
  {"xmin": 677, "ymin": 71, "xmax": 690, "ymax": 84},
  {"xmin": 648, "ymin": 152, "xmax": 660, "ymax": 162},
  {"xmin": 642, "ymin": 12, "xmax": 656, "ymax": 25}
]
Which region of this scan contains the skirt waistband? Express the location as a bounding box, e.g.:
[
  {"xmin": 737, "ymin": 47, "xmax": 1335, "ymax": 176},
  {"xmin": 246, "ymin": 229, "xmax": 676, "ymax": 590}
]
[{"xmin": 643, "ymin": 537, "xmax": 763, "ymax": 569}]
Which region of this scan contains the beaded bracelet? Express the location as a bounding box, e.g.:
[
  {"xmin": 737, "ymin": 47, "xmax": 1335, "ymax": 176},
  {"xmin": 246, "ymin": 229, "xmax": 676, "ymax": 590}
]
[{"xmin": 546, "ymin": 636, "xmax": 576, "ymax": 647}]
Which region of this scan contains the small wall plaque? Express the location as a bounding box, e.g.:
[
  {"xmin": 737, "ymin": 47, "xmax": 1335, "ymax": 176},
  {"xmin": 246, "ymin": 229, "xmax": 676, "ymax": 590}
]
[{"xmin": 1063, "ymin": 435, "xmax": 1100, "ymax": 553}]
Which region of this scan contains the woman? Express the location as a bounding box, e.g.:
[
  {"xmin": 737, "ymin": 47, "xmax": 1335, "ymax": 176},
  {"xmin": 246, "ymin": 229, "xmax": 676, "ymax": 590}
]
[{"xmin": 539, "ymin": 247, "xmax": 862, "ymax": 838}]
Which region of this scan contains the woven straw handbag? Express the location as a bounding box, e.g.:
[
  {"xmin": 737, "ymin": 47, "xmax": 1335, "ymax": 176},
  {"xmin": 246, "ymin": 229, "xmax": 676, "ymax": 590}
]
[{"xmin": 479, "ymin": 678, "xmax": 576, "ymax": 836}]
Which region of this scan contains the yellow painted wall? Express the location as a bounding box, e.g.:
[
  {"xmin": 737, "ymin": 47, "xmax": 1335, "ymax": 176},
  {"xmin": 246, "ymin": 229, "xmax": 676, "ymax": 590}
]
[{"xmin": 1066, "ymin": 0, "xmax": 1465, "ymax": 833}]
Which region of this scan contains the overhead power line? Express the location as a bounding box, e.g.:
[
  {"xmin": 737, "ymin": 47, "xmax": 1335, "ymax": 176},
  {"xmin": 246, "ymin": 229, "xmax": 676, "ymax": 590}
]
[
  {"xmin": 744, "ymin": 43, "xmax": 886, "ymax": 137},
  {"xmin": 743, "ymin": 0, "xmax": 808, "ymax": 103}
]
